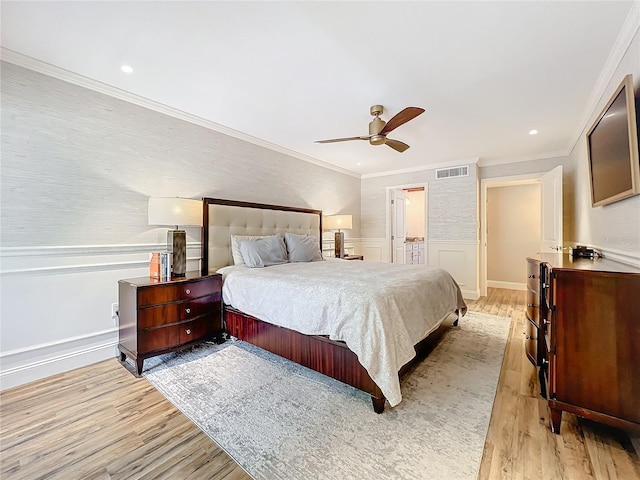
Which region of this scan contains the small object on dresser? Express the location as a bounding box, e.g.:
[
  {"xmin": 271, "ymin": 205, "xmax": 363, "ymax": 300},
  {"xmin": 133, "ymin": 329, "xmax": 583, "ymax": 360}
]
[
  {"xmin": 160, "ymin": 252, "xmax": 172, "ymax": 280},
  {"xmin": 570, "ymin": 245, "xmax": 597, "ymax": 258},
  {"xmin": 149, "ymin": 252, "xmax": 161, "ymax": 279}
]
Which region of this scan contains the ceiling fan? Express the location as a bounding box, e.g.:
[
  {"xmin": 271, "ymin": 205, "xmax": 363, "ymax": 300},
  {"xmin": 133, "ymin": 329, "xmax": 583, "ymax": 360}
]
[{"xmin": 315, "ymin": 105, "xmax": 425, "ymax": 153}]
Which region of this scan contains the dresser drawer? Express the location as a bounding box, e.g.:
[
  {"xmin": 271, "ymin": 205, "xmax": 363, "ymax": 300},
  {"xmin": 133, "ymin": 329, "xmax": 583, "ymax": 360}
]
[
  {"xmin": 525, "ymin": 318, "xmax": 538, "ymax": 366},
  {"xmin": 526, "ymin": 260, "xmax": 540, "ymax": 292},
  {"xmin": 137, "ymin": 276, "xmax": 222, "ymax": 306},
  {"xmin": 525, "ymin": 290, "xmax": 539, "ymax": 325}
]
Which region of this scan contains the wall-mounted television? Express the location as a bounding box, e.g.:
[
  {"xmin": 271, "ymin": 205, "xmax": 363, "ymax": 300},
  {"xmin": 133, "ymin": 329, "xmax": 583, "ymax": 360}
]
[{"xmin": 586, "ymin": 74, "xmax": 640, "ymax": 207}]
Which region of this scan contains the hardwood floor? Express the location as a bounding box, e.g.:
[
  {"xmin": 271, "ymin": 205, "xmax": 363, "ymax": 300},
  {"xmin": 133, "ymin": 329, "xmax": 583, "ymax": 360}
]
[{"xmin": 1, "ymin": 288, "xmax": 638, "ymax": 479}]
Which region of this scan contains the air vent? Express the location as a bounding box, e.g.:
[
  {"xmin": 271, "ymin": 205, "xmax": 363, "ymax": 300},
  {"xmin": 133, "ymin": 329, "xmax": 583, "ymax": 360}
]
[{"xmin": 436, "ymin": 165, "xmax": 469, "ymax": 179}]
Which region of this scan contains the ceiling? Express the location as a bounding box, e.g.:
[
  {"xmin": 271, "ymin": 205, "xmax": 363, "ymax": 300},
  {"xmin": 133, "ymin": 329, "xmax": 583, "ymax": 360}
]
[{"xmin": 1, "ymin": 1, "xmax": 636, "ymax": 176}]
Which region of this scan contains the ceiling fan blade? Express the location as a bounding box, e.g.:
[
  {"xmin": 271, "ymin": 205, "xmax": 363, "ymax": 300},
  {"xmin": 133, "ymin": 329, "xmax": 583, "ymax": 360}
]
[
  {"xmin": 385, "ymin": 139, "xmax": 410, "ymax": 153},
  {"xmin": 315, "ymin": 136, "xmax": 369, "ymax": 144},
  {"xmin": 379, "ymin": 107, "xmax": 425, "ymax": 135}
]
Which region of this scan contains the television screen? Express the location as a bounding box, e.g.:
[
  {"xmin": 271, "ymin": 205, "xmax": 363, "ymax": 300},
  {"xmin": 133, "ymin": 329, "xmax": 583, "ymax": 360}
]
[{"xmin": 586, "ymin": 74, "xmax": 640, "ymax": 207}]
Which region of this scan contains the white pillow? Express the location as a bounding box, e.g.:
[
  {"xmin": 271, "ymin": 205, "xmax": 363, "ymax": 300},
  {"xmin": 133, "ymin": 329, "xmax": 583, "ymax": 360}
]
[
  {"xmin": 231, "ymin": 234, "xmax": 271, "ymax": 266},
  {"xmin": 284, "ymin": 232, "xmax": 323, "ymax": 263},
  {"xmin": 239, "ymin": 235, "xmax": 288, "ymax": 268}
]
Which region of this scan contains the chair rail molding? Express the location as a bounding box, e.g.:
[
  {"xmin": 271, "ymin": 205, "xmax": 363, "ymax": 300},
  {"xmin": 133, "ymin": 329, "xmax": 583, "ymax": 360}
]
[{"xmin": 0, "ymin": 242, "xmax": 200, "ymax": 391}]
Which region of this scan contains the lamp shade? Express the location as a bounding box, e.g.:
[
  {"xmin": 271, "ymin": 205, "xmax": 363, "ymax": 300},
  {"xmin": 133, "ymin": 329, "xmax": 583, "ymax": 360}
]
[
  {"xmin": 148, "ymin": 197, "xmax": 203, "ymax": 227},
  {"xmin": 323, "ymin": 214, "xmax": 352, "ymax": 230}
]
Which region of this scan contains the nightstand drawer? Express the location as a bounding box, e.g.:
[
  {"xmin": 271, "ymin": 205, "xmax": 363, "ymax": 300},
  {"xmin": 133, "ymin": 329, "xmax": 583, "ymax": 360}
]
[
  {"xmin": 137, "ymin": 276, "xmax": 222, "ymax": 306},
  {"xmin": 180, "ymin": 294, "xmax": 220, "ymax": 321},
  {"xmin": 179, "ymin": 318, "xmax": 209, "ymax": 344},
  {"xmin": 138, "ymin": 325, "xmax": 180, "ymax": 354},
  {"xmin": 138, "ymin": 303, "xmax": 180, "ymax": 329}
]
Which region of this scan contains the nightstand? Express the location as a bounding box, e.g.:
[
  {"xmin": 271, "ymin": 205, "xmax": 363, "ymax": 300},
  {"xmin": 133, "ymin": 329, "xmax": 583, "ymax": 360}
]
[
  {"xmin": 341, "ymin": 255, "xmax": 364, "ymax": 260},
  {"xmin": 118, "ymin": 271, "xmax": 222, "ymax": 375}
]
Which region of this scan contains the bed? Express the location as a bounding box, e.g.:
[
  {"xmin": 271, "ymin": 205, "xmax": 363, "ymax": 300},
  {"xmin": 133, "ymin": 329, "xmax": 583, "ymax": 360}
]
[{"xmin": 201, "ymin": 198, "xmax": 467, "ymax": 412}]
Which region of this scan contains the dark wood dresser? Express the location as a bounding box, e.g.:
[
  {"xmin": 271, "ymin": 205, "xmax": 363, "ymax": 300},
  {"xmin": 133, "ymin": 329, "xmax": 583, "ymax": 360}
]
[
  {"xmin": 118, "ymin": 272, "xmax": 222, "ymax": 375},
  {"xmin": 526, "ymin": 253, "xmax": 640, "ymax": 434}
]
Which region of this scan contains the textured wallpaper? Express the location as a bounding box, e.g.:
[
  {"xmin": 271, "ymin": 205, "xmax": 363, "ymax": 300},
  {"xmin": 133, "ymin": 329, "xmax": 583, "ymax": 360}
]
[
  {"xmin": 361, "ymin": 165, "xmax": 478, "ymax": 241},
  {"xmin": 1, "ymin": 63, "xmax": 360, "ymax": 247}
]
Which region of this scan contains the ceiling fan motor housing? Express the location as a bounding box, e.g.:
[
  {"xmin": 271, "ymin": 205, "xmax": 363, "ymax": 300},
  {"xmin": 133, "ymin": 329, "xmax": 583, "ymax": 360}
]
[{"xmin": 369, "ymin": 116, "xmax": 386, "ymax": 132}]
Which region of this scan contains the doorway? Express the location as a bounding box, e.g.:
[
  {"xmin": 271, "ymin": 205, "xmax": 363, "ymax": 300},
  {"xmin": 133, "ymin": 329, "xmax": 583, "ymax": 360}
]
[
  {"xmin": 479, "ymin": 166, "xmax": 563, "ymax": 296},
  {"xmin": 387, "ymin": 183, "xmax": 428, "ymax": 264}
]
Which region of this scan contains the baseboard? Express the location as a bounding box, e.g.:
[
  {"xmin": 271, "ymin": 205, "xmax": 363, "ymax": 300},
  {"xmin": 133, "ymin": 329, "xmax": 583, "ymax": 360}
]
[
  {"xmin": 487, "ymin": 280, "xmax": 527, "ymax": 291},
  {"xmin": 595, "ymin": 246, "xmax": 640, "ymax": 268},
  {"xmin": 461, "ymin": 289, "xmax": 480, "ymax": 300},
  {"xmin": 0, "ymin": 329, "xmax": 118, "ymax": 391}
]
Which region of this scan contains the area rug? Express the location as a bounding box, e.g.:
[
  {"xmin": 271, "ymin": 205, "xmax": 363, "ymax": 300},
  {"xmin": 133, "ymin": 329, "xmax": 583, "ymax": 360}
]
[{"xmin": 143, "ymin": 311, "xmax": 511, "ymax": 480}]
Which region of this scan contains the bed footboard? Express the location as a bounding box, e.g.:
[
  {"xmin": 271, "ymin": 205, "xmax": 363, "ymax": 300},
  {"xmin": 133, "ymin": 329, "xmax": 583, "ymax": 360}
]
[{"xmin": 225, "ymin": 306, "xmax": 456, "ymax": 413}]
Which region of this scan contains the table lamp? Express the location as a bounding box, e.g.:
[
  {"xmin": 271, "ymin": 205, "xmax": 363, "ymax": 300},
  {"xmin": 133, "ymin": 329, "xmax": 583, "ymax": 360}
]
[
  {"xmin": 323, "ymin": 214, "xmax": 352, "ymax": 258},
  {"xmin": 148, "ymin": 197, "xmax": 203, "ymax": 277}
]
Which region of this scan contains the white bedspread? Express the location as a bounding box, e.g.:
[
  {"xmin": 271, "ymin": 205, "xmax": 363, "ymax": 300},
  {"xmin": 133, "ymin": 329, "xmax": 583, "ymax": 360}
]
[{"xmin": 220, "ymin": 259, "xmax": 467, "ymax": 407}]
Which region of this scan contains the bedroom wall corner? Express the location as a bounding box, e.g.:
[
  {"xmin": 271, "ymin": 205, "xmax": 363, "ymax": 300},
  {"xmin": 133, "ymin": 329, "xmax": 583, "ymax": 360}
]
[{"xmin": 0, "ymin": 61, "xmax": 362, "ymax": 390}]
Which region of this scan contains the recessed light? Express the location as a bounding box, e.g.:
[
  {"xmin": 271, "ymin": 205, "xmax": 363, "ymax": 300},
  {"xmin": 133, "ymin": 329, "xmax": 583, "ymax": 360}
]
[
  {"xmin": 529, "ymin": 129, "xmax": 538, "ymax": 135},
  {"xmin": 120, "ymin": 65, "xmax": 133, "ymax": 74},
  {"xmin": 356, "ymin": 162, "xmax": 362, "ymax": 166}
]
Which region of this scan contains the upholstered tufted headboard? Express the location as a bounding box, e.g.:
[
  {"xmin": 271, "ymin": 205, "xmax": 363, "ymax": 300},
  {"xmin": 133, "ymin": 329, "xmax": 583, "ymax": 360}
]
[{"xmin": 201, "ymin": 198, "xmax": 322, "ymax": 274}]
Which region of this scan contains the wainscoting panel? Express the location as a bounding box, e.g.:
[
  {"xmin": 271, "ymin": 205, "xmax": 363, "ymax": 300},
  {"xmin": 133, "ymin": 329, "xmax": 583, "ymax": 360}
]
[
  {"xmin": 427, "ymin": 240, "xmax": 479, "ymax": 299},
  {"xmin": 359, "ymin": 238, "xmax": 387, "ymax": 262},
  {"xmin": 0, "ymin": 243, "xmax": 202, "ymax": 391}
]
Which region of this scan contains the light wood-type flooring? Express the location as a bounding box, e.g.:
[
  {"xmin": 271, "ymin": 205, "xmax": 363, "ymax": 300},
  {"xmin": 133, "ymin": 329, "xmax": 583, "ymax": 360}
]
[{"xmin": 1, "ymin": 288, "xmax": 638, "ymax": 479}]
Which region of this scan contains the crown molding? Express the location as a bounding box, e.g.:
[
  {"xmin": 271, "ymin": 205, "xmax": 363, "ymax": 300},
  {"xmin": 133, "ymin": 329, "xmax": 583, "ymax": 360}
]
[
  {"xmin": 568, "ymin": 1, "xmax": 640, "ymax": 155},
  {"xmin": 477, "ymin": 149, "xmax": 570, "ymax": 167},
  {"xmin": 360, "ymin": 157, "xmax": 479, "ymax": 179},
  {"xmin": 0, "ymin": 48, "xmax": 360, "ymax": 179}
]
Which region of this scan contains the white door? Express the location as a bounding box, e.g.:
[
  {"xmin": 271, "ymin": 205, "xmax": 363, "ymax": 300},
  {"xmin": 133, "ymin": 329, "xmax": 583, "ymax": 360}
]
[
  {"xmin": 391, "ymin": 190, "xmax": 407, "ymax": 263},
  {"xmin": 540, "ymin": 166, "xmax": 563, "ymax": 252}
]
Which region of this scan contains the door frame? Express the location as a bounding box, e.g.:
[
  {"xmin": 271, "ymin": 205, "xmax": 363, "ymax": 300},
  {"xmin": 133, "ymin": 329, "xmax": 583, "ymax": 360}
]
[
  {"xmin": 385, "ymin": 182, "xmax": 428, "ymax": 263},
  {"xmin": 479, "ymin": 173, "xmax": 542, "ymax": 297}
]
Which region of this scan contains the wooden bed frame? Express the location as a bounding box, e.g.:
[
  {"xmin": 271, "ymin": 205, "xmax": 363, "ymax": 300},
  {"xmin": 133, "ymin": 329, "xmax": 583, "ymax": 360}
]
[{"xmin": 201, "ymin": 197, "xmax": 459, "ymax": 413}]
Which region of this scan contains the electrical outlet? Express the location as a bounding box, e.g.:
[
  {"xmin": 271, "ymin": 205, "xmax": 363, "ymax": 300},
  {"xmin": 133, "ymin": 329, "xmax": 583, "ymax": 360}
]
[{"xmin": 111, "ymin": 303, "xmax": 119, "ymax": 325}]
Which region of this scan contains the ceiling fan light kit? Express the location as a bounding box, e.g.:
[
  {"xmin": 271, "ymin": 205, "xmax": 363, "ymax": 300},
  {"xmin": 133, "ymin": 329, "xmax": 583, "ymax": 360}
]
[{"xmin": 316, "ymin": 104, "xmax": 424, "ymax": 153}]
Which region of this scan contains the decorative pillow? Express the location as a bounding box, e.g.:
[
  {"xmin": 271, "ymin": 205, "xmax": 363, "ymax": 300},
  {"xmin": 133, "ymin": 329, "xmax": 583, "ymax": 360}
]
[
  {"xmin": 231, "ymin": 234, "xmax": 271, "ymax": 266},
  {"xmin": 284, "ymin": 232, "xmax": 323, "ymax": 263},
  {"xmin": 238, "ymin": 234, "xmax": 289, "ymax": 268}
]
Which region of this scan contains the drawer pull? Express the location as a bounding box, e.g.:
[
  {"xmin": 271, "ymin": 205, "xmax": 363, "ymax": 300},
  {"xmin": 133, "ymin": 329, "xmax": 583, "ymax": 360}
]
[
  {"xmin": 528, "ymin": 274, "xmax": 536, "ymax": 279},
  {"xmin": 542, "ymin": 283, "xmax": 549, "ymax": 289},
  {"xmin": 185, "ymin": 308, "xmax": 191, "ymax": 314},
  {"xmin": 186, "ymin": 329, "xmax": 191, "ymax": 335},
  {"xmin": 543, "ymin": 319, "xmax": 550, "ymax": 326},
  {"xmin": 527, "ymin": 303, "xmax": 536, "ymax": 308},
  {"xmin": 185, "ymin": 288, "xmax": 191, "ymax": 295}
]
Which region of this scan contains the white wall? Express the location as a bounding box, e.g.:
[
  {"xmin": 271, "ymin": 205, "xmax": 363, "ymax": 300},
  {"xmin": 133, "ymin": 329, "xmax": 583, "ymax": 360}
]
[
  {"xmin": 569, "ymin": 27, "xmax": 640, "ymax": 265},
  {"xmin": 487, "ymin": 184, "xmax": 541, "ymax": 287},
  {"xmin": 0, "ymin": 62, "xmax": 361, "ymax": 390}
]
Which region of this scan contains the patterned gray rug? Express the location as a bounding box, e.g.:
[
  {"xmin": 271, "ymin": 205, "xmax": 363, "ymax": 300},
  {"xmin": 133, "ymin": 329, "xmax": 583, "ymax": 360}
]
[{"xmin": 143, "ymin": 311, "xmax": 511, "ymax": 480}]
